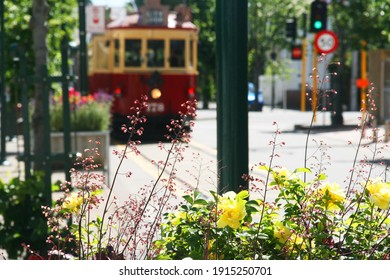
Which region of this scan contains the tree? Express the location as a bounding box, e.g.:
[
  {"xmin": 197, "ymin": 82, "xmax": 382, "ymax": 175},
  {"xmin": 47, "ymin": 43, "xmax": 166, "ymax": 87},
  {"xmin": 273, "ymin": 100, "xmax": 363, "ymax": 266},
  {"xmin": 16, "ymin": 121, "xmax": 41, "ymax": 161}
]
[
  {"xmin": 30, "ymin": 0, "xmax": 49, "ymax": 171},
  {"xmin": 330, "ymin": 0, "xmax": 390, "ymax": 51},
  {"xmin": 329, "ymin": 0, "xmax": 390, "ymax": 112},
  {"xmin": 247, "ymin": 0, "xmax": 308, "ymax": 109},
  {"xmin": 188, "ymin": 0, "xmax": 216, "ymax": 109},
  {"xmin": 4, "ymin": 0, "xmax": 78, "ymax": 171}
]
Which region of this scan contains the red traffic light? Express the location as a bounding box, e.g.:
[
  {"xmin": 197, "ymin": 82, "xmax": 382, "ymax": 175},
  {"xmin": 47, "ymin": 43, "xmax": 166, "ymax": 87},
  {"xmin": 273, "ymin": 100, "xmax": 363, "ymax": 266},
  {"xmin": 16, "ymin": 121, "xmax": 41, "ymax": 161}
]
[{"xmin": 291, "ymin": 45, "xmax": 302, "ymax": 60}]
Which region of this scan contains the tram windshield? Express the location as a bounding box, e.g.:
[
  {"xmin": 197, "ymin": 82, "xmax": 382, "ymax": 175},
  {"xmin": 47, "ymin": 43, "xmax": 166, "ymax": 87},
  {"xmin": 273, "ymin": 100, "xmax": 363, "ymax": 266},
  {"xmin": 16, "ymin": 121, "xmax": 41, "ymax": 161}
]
[{"xmin": 90, "ymin": 30, "xmax": 197, "ymax": 73}]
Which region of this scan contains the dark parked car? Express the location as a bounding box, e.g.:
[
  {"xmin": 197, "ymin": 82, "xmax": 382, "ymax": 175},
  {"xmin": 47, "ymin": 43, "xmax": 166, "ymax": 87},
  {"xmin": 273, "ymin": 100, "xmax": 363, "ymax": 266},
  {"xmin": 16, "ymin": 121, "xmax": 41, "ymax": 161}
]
[{"xmin": 248, "ymin": 82, "xmax": 263, "ymax": 111}]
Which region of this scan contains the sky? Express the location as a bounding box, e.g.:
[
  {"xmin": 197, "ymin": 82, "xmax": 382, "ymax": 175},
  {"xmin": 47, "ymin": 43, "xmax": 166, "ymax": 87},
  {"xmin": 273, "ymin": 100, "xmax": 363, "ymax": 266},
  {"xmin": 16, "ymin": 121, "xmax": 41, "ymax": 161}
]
[{"xmin": 91, "ymin": 0, "xmax": 128, "ymax": 8}]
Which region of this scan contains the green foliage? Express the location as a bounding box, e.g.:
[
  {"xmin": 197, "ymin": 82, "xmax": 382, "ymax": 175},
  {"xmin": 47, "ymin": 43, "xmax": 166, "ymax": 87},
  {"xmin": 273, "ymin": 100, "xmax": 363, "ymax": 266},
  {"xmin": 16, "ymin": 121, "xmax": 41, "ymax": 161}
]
[
  {"xmin": 153, "ymin": 190, "xmax": 262, "ymax": 260},
  {"xmin": 247, "ymin": 0, "xmax": 307, "ymax": 83},
  {"xmin": 330, "ymin": 0, "xmax": 390, "ymax": 50},
  {"xmin": 50, "ymin": 90, "xmax": 113, "ymax": 132},
  {"xmin": 190, "ymin": 1, "xmax": 217, "ymax": 103},
  {"xmin": 4, "ymin": 0, "xmax": 78, "ymax": 102},
  {"xmin": 153, "ymin": 167, "xmax": 390, "ymax": 260},
  {"xmin": 0, "ymin": 174, "xmax": 49, "ymax": 259}
]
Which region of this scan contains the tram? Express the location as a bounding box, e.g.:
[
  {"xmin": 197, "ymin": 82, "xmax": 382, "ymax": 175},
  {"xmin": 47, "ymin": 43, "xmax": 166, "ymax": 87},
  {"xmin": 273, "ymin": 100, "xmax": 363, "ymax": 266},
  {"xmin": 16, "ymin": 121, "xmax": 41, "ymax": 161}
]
[{"xmin": 88, "ymin": 2, "xmax": 198, "ymax": 139}]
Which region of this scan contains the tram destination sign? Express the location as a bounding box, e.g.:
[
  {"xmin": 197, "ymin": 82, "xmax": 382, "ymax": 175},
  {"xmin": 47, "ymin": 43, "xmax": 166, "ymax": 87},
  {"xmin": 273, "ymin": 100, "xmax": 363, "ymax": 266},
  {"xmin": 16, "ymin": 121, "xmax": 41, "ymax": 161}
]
[{"xmin": 140, "ymin": 0, "xmax": 169, "ymax": 26}]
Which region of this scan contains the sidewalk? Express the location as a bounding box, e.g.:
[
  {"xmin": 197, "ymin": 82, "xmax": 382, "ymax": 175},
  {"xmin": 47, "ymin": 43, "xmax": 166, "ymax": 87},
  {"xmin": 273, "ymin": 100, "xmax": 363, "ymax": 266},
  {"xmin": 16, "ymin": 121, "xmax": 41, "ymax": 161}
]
[
  {"xmin": 0, "ymin": 136, "xmax": 24, "ymax": 183},
  {"xmin": 0, "ymin": 135, "xmax": 69, "ymax": 184}
]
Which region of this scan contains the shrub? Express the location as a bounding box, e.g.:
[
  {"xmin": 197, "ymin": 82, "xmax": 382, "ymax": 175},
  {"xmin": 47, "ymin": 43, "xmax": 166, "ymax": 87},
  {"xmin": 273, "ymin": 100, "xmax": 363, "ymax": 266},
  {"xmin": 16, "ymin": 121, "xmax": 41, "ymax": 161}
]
[
  {"xmin": 50, "ymin": 88, "xmax": 112, "ymax": 132},
  {"xmin": 0, "ymin": 174, "xmax": 49, "ymax": 259},
  {"xmin": 153, "ymin": 168, "xmax": 390, "ymax": 260}
]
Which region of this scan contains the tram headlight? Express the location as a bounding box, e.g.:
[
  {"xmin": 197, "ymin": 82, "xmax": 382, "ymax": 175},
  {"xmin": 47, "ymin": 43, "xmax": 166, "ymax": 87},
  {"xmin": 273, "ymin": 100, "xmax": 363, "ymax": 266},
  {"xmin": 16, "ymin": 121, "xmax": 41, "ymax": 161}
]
[{"xmin": 151, "ymin": 88, "xmax": 162, "ymax": 99}]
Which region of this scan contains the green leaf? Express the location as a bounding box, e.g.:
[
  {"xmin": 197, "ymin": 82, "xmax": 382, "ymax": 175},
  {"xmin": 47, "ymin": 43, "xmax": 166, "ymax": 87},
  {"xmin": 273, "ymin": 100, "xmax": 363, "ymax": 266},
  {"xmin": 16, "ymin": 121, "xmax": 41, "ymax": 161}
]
[
  {"xmin": 182, "ymin": 195, "xmax": 194, "ymax": 205},
  {"xmin": 237, "ymin": 190, "xmax": 249, "ymax": 200},
  {"xmin": 256, "ymin": 233, "xmax": 269, "ymax": 240},
  {"xmin": 193, "ymin": 189, "xmax": 201, "ymax": 199},
  {"xmin": 258, "ymin": 165, "xmax": 270, "ymax": 171},
  {"xmin": 294, "ymin": 167, "xmax": 311, "ymax": 173},
  {"xmin": 317, "ymin": 173, "xmax": 328, "ymax": 181},
  {"xmin": 193, "ymin": 199, "xmax": 208, "ymax": 206}
]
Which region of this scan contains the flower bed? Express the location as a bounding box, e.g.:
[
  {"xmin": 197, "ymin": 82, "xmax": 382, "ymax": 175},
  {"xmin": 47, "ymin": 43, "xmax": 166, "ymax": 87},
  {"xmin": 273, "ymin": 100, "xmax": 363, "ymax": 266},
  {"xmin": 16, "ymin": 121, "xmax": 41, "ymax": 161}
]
[
  {"xmin": 49, "ymin": 88, "xmax": 112, "ymax": 170},
  {"xmin": 50, "ymin": 88, "xmax": 112, "ymax": 132},
  {"xmin": 154, "ymin": 168, "xmax": 390, "ymax": 260}
]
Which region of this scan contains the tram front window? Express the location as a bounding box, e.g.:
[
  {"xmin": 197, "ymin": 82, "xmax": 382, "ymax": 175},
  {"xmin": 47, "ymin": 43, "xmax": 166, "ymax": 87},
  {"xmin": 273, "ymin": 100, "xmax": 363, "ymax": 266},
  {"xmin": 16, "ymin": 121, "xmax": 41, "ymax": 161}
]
[
  {"xmin": 147, "ymin": 40, "xmax": 164, "ymax": 67},
  {"xmin": 125, "ymin": 39, "xmax": 142, "ymax": 67},
  {"xmin": 170, "ymin": 40, "xmax": 185, "ymax": 68}
]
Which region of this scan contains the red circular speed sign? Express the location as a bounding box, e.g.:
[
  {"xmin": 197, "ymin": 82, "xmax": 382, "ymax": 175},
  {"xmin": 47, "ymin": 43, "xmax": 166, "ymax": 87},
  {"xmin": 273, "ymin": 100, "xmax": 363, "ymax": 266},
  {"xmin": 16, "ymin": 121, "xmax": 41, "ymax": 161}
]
[{"xmin": 314, "ymin": 30, "xmax": 338, "ymax": 54}]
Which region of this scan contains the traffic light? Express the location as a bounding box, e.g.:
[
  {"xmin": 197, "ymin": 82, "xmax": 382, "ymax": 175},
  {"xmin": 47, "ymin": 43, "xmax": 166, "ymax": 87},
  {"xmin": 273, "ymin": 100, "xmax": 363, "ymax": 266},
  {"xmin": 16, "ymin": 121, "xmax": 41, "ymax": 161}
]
[
  {"xmin": 291, "ymin": 44, "xmax": 302, "ymax": 60},
  {"xmin": 285, "ymin": 18, "xmax": 297, "ymax": 39},
  {"xmin": 310, "ymin": 0, "xmax": 327, "ymax": 32}
]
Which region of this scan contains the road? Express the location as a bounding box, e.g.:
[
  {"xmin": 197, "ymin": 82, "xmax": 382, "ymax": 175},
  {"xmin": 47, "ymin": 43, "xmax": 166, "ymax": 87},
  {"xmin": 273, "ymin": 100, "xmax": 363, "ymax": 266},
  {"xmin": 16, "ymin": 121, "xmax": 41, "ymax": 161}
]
[
  {"xmin": 2, "ymin": 104, "xmax": 387, "ymax": 202},
  {"xmin": 103, "ymin": 105, "xmax": 389, "ymax": 206}
]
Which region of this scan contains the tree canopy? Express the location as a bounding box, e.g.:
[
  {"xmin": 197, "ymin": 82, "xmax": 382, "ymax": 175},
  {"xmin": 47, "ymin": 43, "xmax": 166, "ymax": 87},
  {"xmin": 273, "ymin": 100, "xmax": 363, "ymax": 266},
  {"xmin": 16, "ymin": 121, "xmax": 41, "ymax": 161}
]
[{"xmin": 4, "ymin": 0, "xmax": 78, "ymax": 91}]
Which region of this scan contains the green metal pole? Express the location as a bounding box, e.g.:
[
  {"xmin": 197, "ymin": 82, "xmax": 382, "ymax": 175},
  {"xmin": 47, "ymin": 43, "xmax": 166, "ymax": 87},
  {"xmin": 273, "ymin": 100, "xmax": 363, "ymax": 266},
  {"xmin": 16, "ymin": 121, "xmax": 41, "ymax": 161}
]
[
  {"xmin": 61, "ymin": 38, "xmax": 72, "ymax": 183},
  {"xmin": 78, "ymin": 0, "xmax": 88, "ymax": 96},
  {"xmin": 19, "ymin": 48, "xmax": 32, "ymax": 179},
  {"xmin": 0, "ymin": 0, "xmax": 7, "ymax": 164},
  {"xmin": 216, "ymin": 0, "xmax": 248, "ymax": 194},
  {"xmin": 41, "ymin": 65, "xmax": 52, "ymax": 207}
]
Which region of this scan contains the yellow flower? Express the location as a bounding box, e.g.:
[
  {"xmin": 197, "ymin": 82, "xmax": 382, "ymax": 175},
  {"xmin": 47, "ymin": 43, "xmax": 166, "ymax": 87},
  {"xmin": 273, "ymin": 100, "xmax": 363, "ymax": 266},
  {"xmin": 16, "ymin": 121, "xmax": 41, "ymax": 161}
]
[
  {"xmin": 318, "ymin": 182, "xmax": 345, "ymax": 210},
  {"xmin": 62, "ymin": 192, "xmax": 84, "ymax": 213},
  {"xmin": 171, "ymin": 212, "xmax": 187, "ymax": 226},
  {"xmin": 273, "ymin": 167, "xmax": 299, "ymax": 183},
  {"xmin": 273, "ymin": 221, "xmax": 309, "ymax": 251},
  {"xmin": 289, "ymin": 234, "xmax": 306, "ymax": 250},
  {"xmin": 273, "ymin": 221, "xmax": 292, "ymax": 244},
  {"xmin": 366, "ymin": 178, "xmax": 390, "ymax": 210},
  {"xmin": 217, "ymin": 191, "xmax": 248, "ymax": 229}
]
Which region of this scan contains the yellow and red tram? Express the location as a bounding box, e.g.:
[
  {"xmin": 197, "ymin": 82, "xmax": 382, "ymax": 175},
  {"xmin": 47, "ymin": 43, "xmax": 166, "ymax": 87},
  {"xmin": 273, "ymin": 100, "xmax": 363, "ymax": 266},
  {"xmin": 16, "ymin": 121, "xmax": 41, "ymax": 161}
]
[{"xmin": 88, "ymin": 3, "xmax": 198, "ymax": 139}]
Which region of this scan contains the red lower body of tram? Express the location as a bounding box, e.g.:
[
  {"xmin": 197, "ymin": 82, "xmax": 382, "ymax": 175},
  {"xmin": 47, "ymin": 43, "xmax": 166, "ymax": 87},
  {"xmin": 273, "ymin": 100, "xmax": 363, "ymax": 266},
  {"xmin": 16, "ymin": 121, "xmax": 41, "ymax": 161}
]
[{"xmin": 89, "ymin": 71, "xmax": 197, "ymax": 140}]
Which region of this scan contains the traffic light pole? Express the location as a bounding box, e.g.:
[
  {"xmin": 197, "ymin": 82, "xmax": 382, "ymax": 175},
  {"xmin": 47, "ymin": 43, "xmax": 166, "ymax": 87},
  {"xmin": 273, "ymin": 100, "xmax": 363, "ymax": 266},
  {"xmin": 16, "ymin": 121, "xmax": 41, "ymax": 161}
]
[
  {"xmin": 216, "ymin": 0, "xmax": 248, "ymax": 194},
  {"xmin": 300, "ymin": 13, "xmax": 307, "ymax": 112},
  {"xmin": 360, "ymin": 41, "xmax": 367, "ymax": 112},
  {"xmin": 312, "ymin": 46, "xmax": 318, "ymax": 123},
  {"xmin": 300, "ymin": 38, "xmax": 307, "ymax": 112}
]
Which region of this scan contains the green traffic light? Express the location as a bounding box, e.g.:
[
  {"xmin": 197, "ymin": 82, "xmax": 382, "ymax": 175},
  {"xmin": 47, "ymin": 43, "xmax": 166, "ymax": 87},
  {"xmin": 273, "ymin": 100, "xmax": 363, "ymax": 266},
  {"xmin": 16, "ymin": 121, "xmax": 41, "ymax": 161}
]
[{"xmin": 314, "ymin": 20, "xmax": 322, "ymax": 30}]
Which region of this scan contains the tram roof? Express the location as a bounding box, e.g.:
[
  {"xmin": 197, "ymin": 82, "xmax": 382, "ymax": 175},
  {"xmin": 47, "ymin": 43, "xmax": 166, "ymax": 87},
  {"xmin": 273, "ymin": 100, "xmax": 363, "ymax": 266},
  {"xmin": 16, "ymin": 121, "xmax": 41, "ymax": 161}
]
[{"xmin": 107, "ymin": 12, "xmax": 197, "ymax": 30}]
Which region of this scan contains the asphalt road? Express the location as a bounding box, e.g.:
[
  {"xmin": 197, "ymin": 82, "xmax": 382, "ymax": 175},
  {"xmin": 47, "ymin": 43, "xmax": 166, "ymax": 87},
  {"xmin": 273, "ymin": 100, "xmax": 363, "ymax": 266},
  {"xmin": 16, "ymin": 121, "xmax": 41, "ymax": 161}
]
[{"xmin": 1, "ymin": 105, "xmax": 389, "ymax": 199}]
